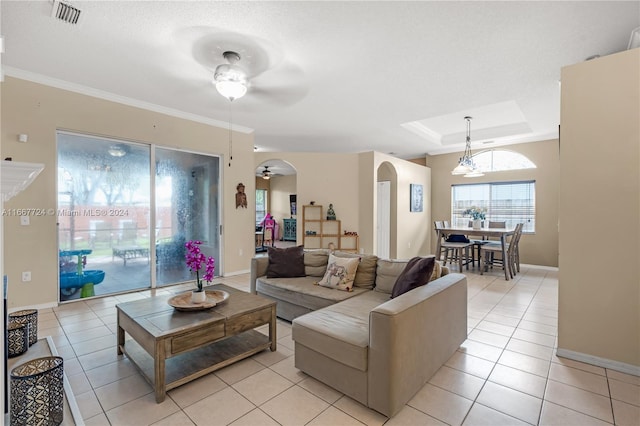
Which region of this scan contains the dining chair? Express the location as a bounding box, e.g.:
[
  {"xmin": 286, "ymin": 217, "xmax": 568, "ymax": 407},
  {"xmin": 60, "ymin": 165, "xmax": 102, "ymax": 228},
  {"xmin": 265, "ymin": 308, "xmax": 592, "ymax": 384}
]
[
  {"xmin": 434, "ymin": 221, "xmax": 474, "ymax": 272},
  {"xmin": 480, "ymin": 223, "xmax": 523, "ymax": 278},
  {"xmin": 482, "ymin": 220, "xmax": 507, "ymax": 244},
  {"xmin": 467, "ymin": 221, "xmax": 486, "ymax": 268},
  {"xmin": 509, "ymin": 223, "xmax": 524, "ymax": 274}
]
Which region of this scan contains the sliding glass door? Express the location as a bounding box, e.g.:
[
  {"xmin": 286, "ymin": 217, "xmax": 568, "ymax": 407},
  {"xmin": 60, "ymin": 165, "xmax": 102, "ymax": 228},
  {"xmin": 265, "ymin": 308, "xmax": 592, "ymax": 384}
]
[
  {"xmin": 57, "ymin": 133, "xmax": 151, "ymax": 300},
  {"xmin": 57, "ymin": 132, "xmax": 221, "ymax": 301},
  {"xmin": 155, "ymin": 148, "xmax": 221, "ymax": 286}
]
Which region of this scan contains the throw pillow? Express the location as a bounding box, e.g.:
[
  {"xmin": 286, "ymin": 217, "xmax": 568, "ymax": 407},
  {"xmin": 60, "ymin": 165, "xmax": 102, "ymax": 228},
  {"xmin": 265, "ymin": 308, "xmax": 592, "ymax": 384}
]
[
  {"xmin": 316, "ymin": 254, "xmax": 360, "ymax": 291},
  {"xmin": 429, "ymin": 260, "xmax": 443, "ymax": 282},
  {"xmin": 446, "ymin": 234, "xmax": 470, "ymax": 243},
  {"xmin": 333, "ymin": 251, "xmax": 378, "ymax": 289},
  {"xmin": 391, "ymin": 256, "xmax": 436, "ymax": 299},
  {"xmin": 266, "ymin": 245, "xmax": 306, "ymax": 278}
]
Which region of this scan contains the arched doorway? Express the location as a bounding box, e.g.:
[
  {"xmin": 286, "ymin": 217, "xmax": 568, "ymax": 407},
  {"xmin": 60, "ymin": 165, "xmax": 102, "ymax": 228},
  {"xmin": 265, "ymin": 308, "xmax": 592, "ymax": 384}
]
[
  {"xmin": 255, "ymin": 159, "xmax": 297, "ymax": 252},
  {"xmin": 376, "ymin": 161, "xmax": 398, "ymax": 259}
]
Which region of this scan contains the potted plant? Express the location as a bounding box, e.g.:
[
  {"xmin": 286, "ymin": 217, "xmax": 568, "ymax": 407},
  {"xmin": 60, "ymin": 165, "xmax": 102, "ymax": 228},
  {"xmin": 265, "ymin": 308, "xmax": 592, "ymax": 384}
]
[
  {"xmin": 463, "ymin": 207, "xmax": 487, "ymax": 229},
  {"xmin": 185, "ymin": 240, "xmax": 216, "ymax": 303}
]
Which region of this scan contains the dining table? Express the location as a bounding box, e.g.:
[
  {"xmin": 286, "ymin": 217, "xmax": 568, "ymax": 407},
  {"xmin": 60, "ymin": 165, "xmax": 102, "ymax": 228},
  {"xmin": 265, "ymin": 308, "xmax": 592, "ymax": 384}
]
[{"xmin": 435, "ymin": 225, "xmax": 516, "ymax": 280}]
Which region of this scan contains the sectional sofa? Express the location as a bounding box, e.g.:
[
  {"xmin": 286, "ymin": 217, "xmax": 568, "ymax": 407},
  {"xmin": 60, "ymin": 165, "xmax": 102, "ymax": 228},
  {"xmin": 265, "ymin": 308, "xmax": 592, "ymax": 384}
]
[{"xmin": 249, "ymin": 249, "xmax": 468, "ymax": 417}]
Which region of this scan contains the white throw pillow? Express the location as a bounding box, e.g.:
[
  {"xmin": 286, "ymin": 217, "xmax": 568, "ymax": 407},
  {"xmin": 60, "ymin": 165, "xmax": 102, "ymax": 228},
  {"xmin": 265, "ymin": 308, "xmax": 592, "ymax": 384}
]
[{"xmin": 316, "ymin": 254, "xmax": 360, "ymax": 292}]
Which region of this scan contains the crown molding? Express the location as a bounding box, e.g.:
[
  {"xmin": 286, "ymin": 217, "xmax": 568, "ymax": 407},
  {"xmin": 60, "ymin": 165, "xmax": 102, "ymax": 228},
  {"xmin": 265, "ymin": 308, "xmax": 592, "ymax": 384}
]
[{"xmin": 3, "ymin": 67, "xmax": 254, "ymax": 134}]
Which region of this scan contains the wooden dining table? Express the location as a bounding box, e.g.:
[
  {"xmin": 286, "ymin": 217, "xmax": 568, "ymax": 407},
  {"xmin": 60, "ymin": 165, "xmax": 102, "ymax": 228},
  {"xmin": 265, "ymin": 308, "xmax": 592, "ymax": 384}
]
[{"xmin": 435, "ymin": 226, "xmax": 516, "ymax": 280}]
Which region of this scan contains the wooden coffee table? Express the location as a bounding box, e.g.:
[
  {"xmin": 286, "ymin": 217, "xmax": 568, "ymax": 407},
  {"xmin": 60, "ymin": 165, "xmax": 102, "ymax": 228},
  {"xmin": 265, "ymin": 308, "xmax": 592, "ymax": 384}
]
[{"xmin": 116, "ymin": 284, "xmax": 276, "ymax": 402}]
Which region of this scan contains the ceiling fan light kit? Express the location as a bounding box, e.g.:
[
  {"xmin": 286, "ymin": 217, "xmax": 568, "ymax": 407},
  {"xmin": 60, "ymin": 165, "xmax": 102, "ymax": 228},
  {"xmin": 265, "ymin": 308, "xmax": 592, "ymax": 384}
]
[
  {"xmin": 262, "ymin": 166, "xmax": 273, "ymax": 180},
  {"xmin": 451, "ymin": 116, "xmax": 484, "ymax": 178},
  {"xmin": 214, "ymin": 51, "xmax": 248, "ymax": 101}
]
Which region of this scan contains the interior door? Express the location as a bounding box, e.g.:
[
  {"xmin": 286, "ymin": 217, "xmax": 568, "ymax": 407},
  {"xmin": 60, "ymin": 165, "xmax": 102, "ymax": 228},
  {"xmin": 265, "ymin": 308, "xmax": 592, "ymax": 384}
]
[{"xmin": 377, "ymin": 181, "xmax": 391, "ymax": 259}]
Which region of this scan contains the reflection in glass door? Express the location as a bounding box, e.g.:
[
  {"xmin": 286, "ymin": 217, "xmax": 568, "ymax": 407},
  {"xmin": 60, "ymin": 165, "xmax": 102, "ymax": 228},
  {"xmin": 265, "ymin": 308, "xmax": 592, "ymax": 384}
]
[
  {"xmin": 57, "ymin": 132, "xmax": 151, "ymax": 301},
  {"xmin": 155, "ymin": 148, "xmax": 221, "ymax": 286}
]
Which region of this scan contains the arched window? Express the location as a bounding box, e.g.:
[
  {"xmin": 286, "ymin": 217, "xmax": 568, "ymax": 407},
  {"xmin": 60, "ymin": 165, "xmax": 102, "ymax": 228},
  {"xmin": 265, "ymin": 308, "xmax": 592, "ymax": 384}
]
[{"xmin": 472, "ymin": 150, "xmax": 536, "ymax": 172}]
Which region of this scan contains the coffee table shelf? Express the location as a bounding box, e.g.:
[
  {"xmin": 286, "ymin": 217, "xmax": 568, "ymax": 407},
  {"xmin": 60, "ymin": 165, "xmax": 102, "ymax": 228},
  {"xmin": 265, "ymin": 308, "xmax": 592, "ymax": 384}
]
[{"xmin": 121, "ymin": 330, "xmax": 270, "ymax": 390}]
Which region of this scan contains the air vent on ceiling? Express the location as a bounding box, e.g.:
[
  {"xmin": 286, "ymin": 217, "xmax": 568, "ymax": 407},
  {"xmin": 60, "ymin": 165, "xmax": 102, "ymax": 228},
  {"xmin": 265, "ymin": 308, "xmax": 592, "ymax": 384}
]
[{"xmin": 51, "ymin": 1, "xmax": 82, "ymax": 25}]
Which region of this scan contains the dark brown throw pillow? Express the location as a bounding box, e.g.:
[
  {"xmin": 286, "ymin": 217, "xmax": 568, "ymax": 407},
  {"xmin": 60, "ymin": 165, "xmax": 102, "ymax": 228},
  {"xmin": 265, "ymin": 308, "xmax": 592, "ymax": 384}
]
[
  {"xmin": 390, "ymin": 256, "xmax": 436, "ymax": 298},
  {"xmin": 266, "ymin": 246, "xmax": 306, "ymax": 278}
]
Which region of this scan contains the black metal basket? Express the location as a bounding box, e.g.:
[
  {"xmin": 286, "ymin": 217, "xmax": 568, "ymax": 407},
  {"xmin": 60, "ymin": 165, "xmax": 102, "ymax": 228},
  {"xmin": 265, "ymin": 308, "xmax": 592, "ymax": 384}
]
[
  {"xmin": 10, "ymin": 356, "xmax": 64, "ymax": 425},
  {"xmin": 6, "ymin": 323, "xmax": 28, "ymax": 358},
  {"xmin": 8, "ymin": 310, "xmax": 38, "ymax": 346}
]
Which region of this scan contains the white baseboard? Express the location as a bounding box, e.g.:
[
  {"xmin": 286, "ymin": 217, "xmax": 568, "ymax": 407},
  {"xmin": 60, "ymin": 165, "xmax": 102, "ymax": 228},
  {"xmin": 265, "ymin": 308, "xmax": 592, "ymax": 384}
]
[
  {"xmin": 8, "ymin": 301, "xmax": 58, "ymax": 313},
  {"xmin": 556, "ymin": 348, "xmax": 640, "ymax": 376},
  {"xmin": 223, "ymin": 269, "xmax": 250, "ymax": 277},
  {"xmin": 521, "ymin": 263, "xmax": 559, "ymax": 271}
]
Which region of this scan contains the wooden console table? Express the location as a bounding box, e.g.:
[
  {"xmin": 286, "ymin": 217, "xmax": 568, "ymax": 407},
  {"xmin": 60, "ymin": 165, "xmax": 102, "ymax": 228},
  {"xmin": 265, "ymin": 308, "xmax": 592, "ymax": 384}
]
[{"xmin": 116, "ymin": 284, "xmax": 276, "ymax": 402}]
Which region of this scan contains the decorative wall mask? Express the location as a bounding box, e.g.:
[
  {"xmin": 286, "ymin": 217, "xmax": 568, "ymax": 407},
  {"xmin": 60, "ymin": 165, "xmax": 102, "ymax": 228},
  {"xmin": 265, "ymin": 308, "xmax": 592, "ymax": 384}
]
[{"xmin": 236, "ymin": 183, "xmax": 247, "ymax": 208}]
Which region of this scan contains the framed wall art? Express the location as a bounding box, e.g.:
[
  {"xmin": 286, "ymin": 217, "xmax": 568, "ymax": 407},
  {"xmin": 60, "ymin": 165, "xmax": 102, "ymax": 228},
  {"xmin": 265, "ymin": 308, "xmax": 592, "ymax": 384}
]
[{"xmin": 410, "ymin": 184, "xmax": 423, "ymax": 212}]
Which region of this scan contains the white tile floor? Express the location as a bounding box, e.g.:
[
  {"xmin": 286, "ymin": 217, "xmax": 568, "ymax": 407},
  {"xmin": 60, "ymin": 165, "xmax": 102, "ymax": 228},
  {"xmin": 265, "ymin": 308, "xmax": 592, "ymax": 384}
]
[{"xmin": 32, "ymin": 265, "xmax": 639, "ymax": 425}]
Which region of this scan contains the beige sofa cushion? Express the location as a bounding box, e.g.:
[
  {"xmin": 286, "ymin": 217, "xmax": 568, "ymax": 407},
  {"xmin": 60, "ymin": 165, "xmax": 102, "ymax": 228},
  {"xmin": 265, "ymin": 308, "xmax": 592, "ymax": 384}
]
[
  {"xmin": 375, "ymin": 257, "xmax": 446, "ymax": 294},
  {"xmin": 374, "ymin": 259, "xmax": 409, "ymax": 294},
  {"xmin": 256, "ymin": 276, "xmax": 367, "ymax": 312},
  {"xmin": 292, "ymin": 290, "xmax": 390, "ymax": 371},
  {"xmin": 304, "ymin": 249, "xmax": 329, "ymax": 277},
  {"xmin": 333, "ymin": 251, "xmax": 378, "ymax": 289}
]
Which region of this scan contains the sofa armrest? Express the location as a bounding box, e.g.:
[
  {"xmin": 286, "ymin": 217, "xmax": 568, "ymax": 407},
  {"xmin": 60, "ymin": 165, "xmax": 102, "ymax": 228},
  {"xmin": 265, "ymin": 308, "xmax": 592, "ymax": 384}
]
[
  {"xmin": 250, "ymin": 256, "xmax": 269, "ymax": 294},
  {"xmin": 367, "ymin": 273, "xmax": 467, "ymax": 417}
]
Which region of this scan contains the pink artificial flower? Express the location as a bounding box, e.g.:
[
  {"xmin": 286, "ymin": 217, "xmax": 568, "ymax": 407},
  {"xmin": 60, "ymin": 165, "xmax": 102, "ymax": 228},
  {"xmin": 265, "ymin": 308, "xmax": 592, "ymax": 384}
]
[{"xmin": 185, "ymin": 240, "xmax": 216, "ymax": 292}]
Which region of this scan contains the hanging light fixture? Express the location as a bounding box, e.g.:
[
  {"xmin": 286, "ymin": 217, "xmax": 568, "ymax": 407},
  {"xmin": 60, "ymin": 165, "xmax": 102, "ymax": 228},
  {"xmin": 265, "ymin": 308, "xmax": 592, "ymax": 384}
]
[
  {"xmin": 451, "ymin": 116, "xmax": 484, "ymax": 177},
  {"xmin": 108, "ymin": 144, "xmax": 127, "ymax": 157},
  {"xmin": 212, "ymin": 51, "xmax": 248, "ymax": 167},
  {"xmin": 213, "ymin": 51, "xmax": 248, "ymax": 102}
]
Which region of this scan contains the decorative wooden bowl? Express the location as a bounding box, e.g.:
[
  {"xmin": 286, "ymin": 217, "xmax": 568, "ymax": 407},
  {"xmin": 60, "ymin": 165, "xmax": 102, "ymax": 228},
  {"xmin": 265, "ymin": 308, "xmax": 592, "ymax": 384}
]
[{"xmin": 168, "ymin": 290, "xmax": 230, "ymax": 311}]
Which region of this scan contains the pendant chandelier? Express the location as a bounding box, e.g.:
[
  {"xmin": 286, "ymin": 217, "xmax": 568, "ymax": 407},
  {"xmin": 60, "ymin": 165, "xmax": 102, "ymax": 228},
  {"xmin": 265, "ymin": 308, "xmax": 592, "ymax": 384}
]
[{"xmin": 451, "ymin": 116, "xmax": 484, "ymax": 177}]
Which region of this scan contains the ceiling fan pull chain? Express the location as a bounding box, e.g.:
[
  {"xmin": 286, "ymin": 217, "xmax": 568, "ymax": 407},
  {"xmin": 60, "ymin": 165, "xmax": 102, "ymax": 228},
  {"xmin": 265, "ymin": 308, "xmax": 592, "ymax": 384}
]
[{"xmin": 228, "ymin": 102, "xmax": 233, "ymax": 167}]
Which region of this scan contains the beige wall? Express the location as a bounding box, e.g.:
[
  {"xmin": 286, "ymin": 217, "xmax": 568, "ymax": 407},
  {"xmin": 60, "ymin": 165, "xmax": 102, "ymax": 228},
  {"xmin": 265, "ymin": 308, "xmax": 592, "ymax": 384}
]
[
  {"xmin": 371, "ymin": 152, "xmax": 431, "ymax": 259},
  {"xmin": 255, "ymin": 152, "xmax": 361, "ymax": 246},
  {"xmin": 425, "ymin": 139, "xmax": 560, "ymax": 267},
  {"xmin": 1, "ymin": 77, "xmax": 255, "ymax": 309},
  {"xmin": 256, "ymin": 151, "xmax": 431, "ymax": 258},
  {"xmin": 559, "ymin": 48, "xmax": 639, "ymax": 370}
]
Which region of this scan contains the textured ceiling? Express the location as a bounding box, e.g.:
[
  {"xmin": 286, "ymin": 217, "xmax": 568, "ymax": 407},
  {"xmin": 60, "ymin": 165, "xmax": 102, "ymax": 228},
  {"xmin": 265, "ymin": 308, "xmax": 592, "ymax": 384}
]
[{"xmin": 2, "ymin": 1, "xmax": 638, "ymax": 159}]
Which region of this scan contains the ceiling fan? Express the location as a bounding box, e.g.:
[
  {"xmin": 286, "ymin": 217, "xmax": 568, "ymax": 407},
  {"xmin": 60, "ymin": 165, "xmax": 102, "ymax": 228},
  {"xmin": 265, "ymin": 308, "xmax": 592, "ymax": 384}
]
[
  {"xmin": 261, "ymin": 166, "xmax": 274, "ymax": 180},
  {"xmin": 177, "ymin": 27, "xmax": 309, "ymax": 107}
]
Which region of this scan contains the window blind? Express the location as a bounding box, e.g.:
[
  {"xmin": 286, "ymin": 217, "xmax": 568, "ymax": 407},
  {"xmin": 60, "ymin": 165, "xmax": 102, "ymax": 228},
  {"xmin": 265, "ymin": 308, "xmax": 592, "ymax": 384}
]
[{"xmin": 451, "ymin": 181, "xmax": 535, "ymax": 232}]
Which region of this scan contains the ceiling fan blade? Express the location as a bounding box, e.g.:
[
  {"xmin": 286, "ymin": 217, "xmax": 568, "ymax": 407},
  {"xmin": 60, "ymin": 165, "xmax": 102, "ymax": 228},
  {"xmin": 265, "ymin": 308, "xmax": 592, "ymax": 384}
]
[
  {"xmin": 241, "ymin": 62, "xmax": 307, "ymax": 106},
  {"xmin": 248, "ymin": 84, "xmax": 309, "ymax": 107},
  {"xmin": 174, "ymin": 26, "xmax": 282, "ymax": 78}
]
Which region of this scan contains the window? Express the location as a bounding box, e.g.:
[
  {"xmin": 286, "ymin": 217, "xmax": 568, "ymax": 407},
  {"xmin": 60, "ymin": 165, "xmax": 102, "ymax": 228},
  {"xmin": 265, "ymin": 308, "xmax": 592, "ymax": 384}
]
[
  {"xmin": 451, "ymin": 181, "xmax": 535, "ymax": 232},
  {"xmin": 472, "ymin": 149, "xmax": 536, "ymax": 172},
  {"xmin": 256, "ymin": 189, "xmax": 267, "ymax": 227}
]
